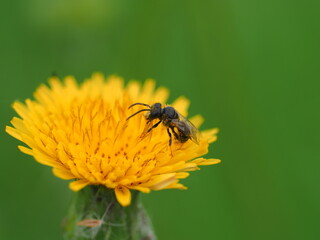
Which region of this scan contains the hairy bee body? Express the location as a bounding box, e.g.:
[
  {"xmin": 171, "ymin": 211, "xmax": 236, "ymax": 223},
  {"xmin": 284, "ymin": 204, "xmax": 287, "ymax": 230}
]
[{"xmin": 127, "ymin": 102, "xmax": 199, "ymax": 145}]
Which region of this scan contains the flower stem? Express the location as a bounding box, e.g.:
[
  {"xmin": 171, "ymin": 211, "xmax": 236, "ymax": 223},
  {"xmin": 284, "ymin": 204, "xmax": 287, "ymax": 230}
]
[{"xmin": 63, "ymin": 186, "xmax": 156, "ymax": 240}]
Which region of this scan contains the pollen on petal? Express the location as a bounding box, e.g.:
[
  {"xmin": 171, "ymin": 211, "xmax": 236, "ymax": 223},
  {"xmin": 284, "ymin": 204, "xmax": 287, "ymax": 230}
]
[{"xmin": 115, "ymin": 186, "xmax": 131, "ymax": 207}]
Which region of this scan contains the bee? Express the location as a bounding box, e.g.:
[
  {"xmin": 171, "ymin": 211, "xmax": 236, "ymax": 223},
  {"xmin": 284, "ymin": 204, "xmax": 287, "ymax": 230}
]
[{"xmin": 126, "ymin": 102, "xmax": 199, "ymax": 145}]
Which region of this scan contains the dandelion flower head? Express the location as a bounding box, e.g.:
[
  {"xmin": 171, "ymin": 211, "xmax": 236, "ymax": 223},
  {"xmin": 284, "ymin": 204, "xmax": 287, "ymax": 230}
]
[{"xmin": 6, "ymin": 74, "xmax": 220, "ymax": 206}]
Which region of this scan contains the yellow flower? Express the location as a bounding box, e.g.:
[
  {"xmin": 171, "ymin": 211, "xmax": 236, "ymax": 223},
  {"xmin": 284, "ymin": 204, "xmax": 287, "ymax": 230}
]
[{"xmin": 6, "ymin": 73, "xmax": 220, "ymax": 206}]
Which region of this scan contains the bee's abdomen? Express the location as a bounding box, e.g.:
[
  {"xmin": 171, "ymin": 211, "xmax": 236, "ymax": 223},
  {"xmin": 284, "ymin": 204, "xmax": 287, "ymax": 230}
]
[{"xmin": 177, "ymin": 131, "xmax": 189, "ymax": 143}]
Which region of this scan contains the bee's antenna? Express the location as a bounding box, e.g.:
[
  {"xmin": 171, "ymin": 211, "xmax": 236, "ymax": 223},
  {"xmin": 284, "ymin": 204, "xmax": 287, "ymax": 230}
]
[
  {"xmin": 126, "ymin": 109, "xmax": 151, "ymax": 121},
  {"xmin": 128, "ymin": 103, "xmax": 151, "ymax": 109}
]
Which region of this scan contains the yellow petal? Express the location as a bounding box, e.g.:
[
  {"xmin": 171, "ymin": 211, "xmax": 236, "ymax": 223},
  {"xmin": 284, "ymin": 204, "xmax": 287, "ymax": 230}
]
[
  {"xmin": 192, "ymin": 158, "xmax": 221, "ymax": 165},
  {"xmin": 177, "ymin": 162, "xmax": 199, "ymax": 172},
  {"xmin": 115, "ymin": 186, "xmax": 131, "ymax": 207},
  {"xmin": 11, "ymin": 117, "xmax": 28, "ymax": 134},
  {"xmin": 6, "ymin": 126, "xmax": 22, "ymax": 141},
  {"xmin": 12, "ymin": 101, "xmax": 29, "ymax": 120},
  {"xmin": 49, "ymin": 77, "xmax": 63, "ymax": 93},
  {"xmin": 129, "ymin": 185, "xmax": 151, "ymax": 193},
  {"xmin": 175, "ymin": 172, "xmax": 190, "ymax": 179},
  {"xmin": 139, "ymin": 79, "xmax": 155, "ymax": 103},
  {"xmin": 189, "ymin": 115, "xmax": 204, "ymax": 128},
  {"xmin": 146, "ymin": 173, "xmax": 177, "ymax": 190},
  {"xmin": 18, "ymin": 146, "xmax": 33, "ymax": 156},
  {"xmin": 127, "ymin": 81, "xmax": 141, "ymax": 100},
  {"xmin": 201, "ymin": 128, "xmax": 219, "ymax": 143},
  {"xmin": 53, "ymin": 168, "xmax": 75, "ymax": 180},
  {"xmin": 32, "ymin": 150, "xmax": 63, "ymax": 168},
  {"xmin": 64, "ymin": 76, "xmax": 78, "ymax": 89},
  {"xmin": 163, "ymin": 182, "xmax": 187, "ymax": 190},
  {"xmin": 171, "ymin": 96, "xmax": 190, "ymax": 116},
  {"xmin": 153, "ymin": 87, "xmax": 169, "ymax": 103},
  {"xmin": 69, "ymin": 180, "xmax": 89, "ymax": 191}
]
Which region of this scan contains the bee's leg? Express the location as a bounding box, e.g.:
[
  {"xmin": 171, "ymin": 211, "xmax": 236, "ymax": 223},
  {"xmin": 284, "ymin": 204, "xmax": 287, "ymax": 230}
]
[
  {"xmin": 170, "ymin": 127, "xmax": 180, "ymax": 141},
  {"xmin": 167, "ymin": 128, "xmax": 174, "ymax": 156},
  {"xmin": 167, "ymin": 128, "xmax": 172, "ymax": 146},
  {"xmin": 147, "ymin": 120, "xmax": 162, "ymax": 133},
  {"xmin": 170, "ymin": 127, "xmax": 184, "ymax": 150}
]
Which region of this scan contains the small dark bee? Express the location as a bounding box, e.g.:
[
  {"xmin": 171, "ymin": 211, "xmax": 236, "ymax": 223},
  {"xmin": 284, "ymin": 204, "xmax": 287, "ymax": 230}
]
[{"xmin": 126, "ymin": 102, "xmax": 199, "ymax": 145}]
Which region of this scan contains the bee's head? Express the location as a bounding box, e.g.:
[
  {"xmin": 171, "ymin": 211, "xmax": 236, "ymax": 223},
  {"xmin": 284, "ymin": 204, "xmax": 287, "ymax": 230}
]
[{"xmin": 147, "ymin": 103, "xmax": 163, "ymax": 120}]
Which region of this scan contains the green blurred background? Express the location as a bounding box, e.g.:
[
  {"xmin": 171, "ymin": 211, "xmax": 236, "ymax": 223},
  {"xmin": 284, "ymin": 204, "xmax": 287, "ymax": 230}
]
[{"xmin": 1, "ymin": 1, "xmax": 319, "ymax": 239}]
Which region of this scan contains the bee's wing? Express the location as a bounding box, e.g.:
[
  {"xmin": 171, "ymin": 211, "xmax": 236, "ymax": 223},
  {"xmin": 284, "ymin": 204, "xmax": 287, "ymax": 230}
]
[{"xmin": 173, "ymin": 112, "xmax": 200, "ymax": 144}]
